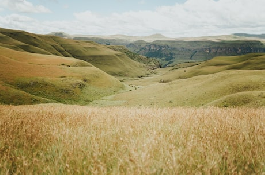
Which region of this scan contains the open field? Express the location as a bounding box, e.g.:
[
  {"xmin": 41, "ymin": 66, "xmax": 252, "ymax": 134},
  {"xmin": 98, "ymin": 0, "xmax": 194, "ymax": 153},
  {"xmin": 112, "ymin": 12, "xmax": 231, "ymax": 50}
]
[{"xmin": 0, "ymin": 105, "xmax": 264, "ymax": 174}]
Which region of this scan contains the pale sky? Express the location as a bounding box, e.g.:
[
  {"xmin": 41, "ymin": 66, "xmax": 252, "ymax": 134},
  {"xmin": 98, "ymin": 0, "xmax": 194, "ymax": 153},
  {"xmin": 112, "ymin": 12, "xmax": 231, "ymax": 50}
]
[{"xmin": 0, "ymin": 0, "xmax": 264, "ymax": 37}]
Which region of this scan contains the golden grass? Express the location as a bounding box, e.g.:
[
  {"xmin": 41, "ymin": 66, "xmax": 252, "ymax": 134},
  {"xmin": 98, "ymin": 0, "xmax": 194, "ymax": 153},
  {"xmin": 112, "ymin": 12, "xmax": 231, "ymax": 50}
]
[
  {"xmin": 0, "ymin": 46, "xmax": 124, "ymax": 105},
  {"xmin": 0, "ymin": 47, "xmax": 73, "ymax": 81},
  {"xmin": 112, "ymin": 70, "xmax": 265, "ymax": 107},
  {"xmin": 0, "ymin": 105, "xmax": 264, "ymax": 174}
]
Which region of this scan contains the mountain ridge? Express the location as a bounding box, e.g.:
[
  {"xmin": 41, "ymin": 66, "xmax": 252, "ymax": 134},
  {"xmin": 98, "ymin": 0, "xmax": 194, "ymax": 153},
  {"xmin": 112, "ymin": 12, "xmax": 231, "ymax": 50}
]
[
  {"xmin": 71, "ymin": 31, "xmax": 265, "ymax": 67},
  {"xmin": 0, "ymin": 27, "xmax": 151, "ymax": 78}
]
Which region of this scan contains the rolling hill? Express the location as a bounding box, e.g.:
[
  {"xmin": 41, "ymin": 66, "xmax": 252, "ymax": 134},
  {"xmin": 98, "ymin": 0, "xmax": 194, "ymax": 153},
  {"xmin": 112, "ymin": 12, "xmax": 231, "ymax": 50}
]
[
  {"xmin": 106, "ymin": 45, "xmax": 161, "ymax": 69},
  {"xmin": 73, "ymin": 33, "xmax": 172, "ymax": 42},
  {"xmin": 0, "ymin": 27, "xmax": 264, "ymax": 107},
  {"xmin": 0, "ymin": 28, "xmax": 150, "ymax": 78},
  {"xmin": 94, "ymin": 53, "xmax": 265, "ymax": 107},
  {"xmin": 0, "ymin": 46, "xmax": 124, "ymax": 105}
]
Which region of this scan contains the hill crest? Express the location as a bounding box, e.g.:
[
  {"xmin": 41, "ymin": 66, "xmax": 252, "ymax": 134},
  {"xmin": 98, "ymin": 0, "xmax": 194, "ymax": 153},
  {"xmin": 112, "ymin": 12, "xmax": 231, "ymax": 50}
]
[{"xmin": 0, "ymin": 27, "xmax": 151, "ymax": 78}]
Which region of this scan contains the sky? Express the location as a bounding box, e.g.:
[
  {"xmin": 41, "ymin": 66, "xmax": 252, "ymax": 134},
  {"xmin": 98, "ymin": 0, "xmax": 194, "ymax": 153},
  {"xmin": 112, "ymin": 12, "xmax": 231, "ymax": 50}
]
[{"xmin": 0, "ymin": 0, "xmax": 265, "ymax": 37}]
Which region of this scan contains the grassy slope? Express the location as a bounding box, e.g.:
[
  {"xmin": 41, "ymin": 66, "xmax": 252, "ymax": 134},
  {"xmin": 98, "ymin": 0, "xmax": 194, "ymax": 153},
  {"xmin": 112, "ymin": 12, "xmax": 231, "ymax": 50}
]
[
  {"xmin": 126, "ymin": 53, "xmax": 265, "ymax": 85},
  {"xmin": 51, "ymin": 38, "xmax": 148, "ymax": 77},
  {"xmin": 0, "ymin": 47, "xmax": 123, "ymax": 105},
  {"xmin": 109, "ymin": 53, "xmax": 265, "ymax": 107},
  {"xmin": 0, "ymin": 28, "xmax": 148, "ymax": 78},
  {"xmin": 0, "ymin": 28, "xmax": 264, "ymax": 107},
  {"xmin": 107, "ymin": 45, "xmax": 161, "ymax": 69},
  {"xmin": 162, "ymin": 53, "xmax": 265, "ymax": 81}
]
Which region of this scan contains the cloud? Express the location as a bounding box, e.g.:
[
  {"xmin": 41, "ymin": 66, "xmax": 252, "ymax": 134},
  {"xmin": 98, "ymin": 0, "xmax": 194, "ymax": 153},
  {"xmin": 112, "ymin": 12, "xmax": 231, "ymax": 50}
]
[
  {"xmin": 1, "ymin": 0, "xmax": 265, "ymax": 37},
  {"xmin": 0, "ymin": 0, "xmax": 51, "ymax": 13},
  {"xmin": 63, "ymin": 5, "xmax": 69, "ymax": 9},
  {"xmin": 71, "ymin": 0, "xmax": 265, "ymax": 36},
  {"xmin": 139, "ymin": 0, "xmax": 146, "ymax": 5},
  {"xmin": 0, "ymin": 13, "xmax": 80, "ymax": 34},
  {"xmin": 0, "ymin": 14, "xmax": 41, "ymax": 32},
  {"xmin": 71, "ymin": 0, "xmax": 265, "ymax": 37}
]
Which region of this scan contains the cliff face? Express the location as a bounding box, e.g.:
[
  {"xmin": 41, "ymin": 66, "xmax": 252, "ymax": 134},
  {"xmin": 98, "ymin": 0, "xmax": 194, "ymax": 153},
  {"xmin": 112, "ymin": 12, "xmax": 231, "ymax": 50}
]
[
  {"xmin": 126, "ymin": 40, "xmax": 265, "ymax": 67},
  {"xmin": 73, "ymin": 35, "xmax": 265, "ymax": 67}
]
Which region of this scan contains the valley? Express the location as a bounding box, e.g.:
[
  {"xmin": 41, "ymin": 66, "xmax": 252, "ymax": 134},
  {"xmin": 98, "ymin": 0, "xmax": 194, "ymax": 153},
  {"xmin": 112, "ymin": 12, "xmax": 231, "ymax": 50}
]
[
  {"xmin": 0, "ymin": 28, "xmax": 156, "ymax": 105},
  {"xmin": 0, "ymin": 28, "xmax": 264, "ymax": 174},
  {"xmin": 1, "ymin": 0, "xmax": 265, "ymax": 172},
  {"xmin": 0, "ymin": 28, "xmax": 264, "ymax": 107},
  {"xmin": 92, "ymin": 53, "xmax": 265, "ymax": 107}
]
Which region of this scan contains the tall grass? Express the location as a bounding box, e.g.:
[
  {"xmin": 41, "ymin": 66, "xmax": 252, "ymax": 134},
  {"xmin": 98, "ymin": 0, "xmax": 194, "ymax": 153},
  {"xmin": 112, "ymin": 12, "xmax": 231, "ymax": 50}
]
[{"xmin": 0, "ymin": 105, "xmax": 264, "ymax": 174}]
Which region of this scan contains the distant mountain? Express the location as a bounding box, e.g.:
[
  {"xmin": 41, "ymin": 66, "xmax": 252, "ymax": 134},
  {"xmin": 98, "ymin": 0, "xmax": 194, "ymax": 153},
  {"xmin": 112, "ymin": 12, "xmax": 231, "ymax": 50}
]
[
  {"xmin": 143, "ymin": 33, "xmax": 170, "ymax": 41},
  {"xmin": 73, "ymin": 33, "xmax": 173, "ymax": 42},
  {"xmin": 47, "ymin": 32, "xmax": 73, "ymax": 39},
  {"xmin": 127, "ymin": 40, "xmax": 265, "ymax": 67},
  {"xmin": 72, "ymin": 32, "xmax": 265, "ymax": 67},
  {"xmin": 233, "ymin": 33, "xmax": 265, "ymax": 39},
  {"xmin": 149, "ymin": 33, "xmax": 166, "ymax": 38}
]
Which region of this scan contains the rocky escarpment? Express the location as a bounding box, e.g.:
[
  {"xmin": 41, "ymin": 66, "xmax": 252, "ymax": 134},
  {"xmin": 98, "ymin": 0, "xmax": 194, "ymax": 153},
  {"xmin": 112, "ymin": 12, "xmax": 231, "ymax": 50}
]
[
  {"xmin": 126, "ymin": 40, "xmax": 265, "ymax": 67},
  {"xmin": 73, "ymin": 35, "xmax": 265, "ymax": 67}
]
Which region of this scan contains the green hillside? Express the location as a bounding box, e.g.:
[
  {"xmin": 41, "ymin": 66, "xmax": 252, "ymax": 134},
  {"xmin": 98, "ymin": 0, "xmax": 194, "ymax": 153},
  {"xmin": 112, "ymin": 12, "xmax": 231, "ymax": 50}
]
[
  {"xmin": 107, "ymin": 45, "xmax": 161, "ymax": 69},
  {"xmin": 95, "ymin": 53, "xmax": 265, "ymax": 107},
  {"xmin": 112, "ymin": 70, "xmax": 265, "ymax": 107},
  {"xmin": 1, "ymin": 28, "xmax": 264, "ymax": 107},
  {"xmin": 0, "ymin": 28, "xmax": 149, "ymax": 78},
  {"xmin": 133, "ymin": 53, "xmax": 265, "ymax": 84},
  {"xmin": 0, "ymin": 47, "xmax": 124, "ymax": 105}
]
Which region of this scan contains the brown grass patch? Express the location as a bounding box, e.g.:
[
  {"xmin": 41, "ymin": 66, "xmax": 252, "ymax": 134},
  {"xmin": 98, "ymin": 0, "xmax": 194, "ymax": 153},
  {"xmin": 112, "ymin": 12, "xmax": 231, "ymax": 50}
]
[
  {"xmin": 0, "ymin": 105, "xmax": 264, "ymax": 174},
  {"xmin": 0, "ymin": 48, "xmax": 72, "ymax": 82}
]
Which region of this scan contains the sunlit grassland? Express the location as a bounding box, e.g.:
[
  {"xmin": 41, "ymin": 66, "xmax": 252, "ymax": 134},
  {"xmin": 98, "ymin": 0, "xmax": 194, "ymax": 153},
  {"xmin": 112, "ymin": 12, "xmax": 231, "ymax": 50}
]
[
  {"xmin": 0, "ymin": 28, "xmax": 149, "ymax": 78},
  {"xmin": 110, "ymin": 53, "xmax": 265, "ymax": 107},
  {"xmin": 132, "ymin": 53, "xmax": 265, "ymax": 86},
  {"xmin": 0, "ymin": 105, "xmax": 264, "ymax": 174},
  {"xmin": 112, "ymin": 70, "xmax": 265, "ymax": 107},
  {"xmin": 0, "ymin": 47, "xmax": 124, "ymax": 105}
]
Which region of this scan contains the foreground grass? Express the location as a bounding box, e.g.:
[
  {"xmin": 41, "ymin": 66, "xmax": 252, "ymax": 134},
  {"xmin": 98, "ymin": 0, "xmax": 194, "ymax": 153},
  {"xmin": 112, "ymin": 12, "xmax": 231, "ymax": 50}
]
[{"xmin": 0, "ymin": 105, "xmax": 264, "ymax": 174}]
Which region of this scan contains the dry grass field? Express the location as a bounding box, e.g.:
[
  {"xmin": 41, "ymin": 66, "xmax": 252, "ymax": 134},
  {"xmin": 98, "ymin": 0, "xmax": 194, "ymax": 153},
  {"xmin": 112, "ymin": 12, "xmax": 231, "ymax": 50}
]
[{"xmin": 0, "ymin": 105, "xmax": 264, "ymax": 174}]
